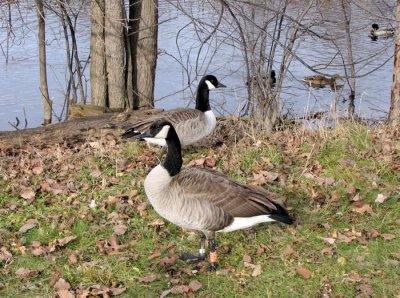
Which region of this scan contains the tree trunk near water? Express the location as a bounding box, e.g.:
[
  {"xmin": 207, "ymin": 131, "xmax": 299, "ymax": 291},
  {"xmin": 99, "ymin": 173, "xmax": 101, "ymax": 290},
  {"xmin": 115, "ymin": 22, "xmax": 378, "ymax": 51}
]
[
  {"xmin": 105, "ymin": 0, "xmax": 126, "ymax": 109},
  {"xmin": 35, "ymin": 0, "xmax": 52, "ymax": 125},
  {"xmin": 90, "ymin": 0, "xmax": 107, "ymax": 107},
  {"xmin": 388, "ymin": 0, "xmax": 400, "ymax": 127},
  {"xmin": 127, "ymin": 0, "xmax": 141, "ymax": 109},
  {"xmin": 341, "ymin": 0, "xmax": 356, "ymax": 118},
  {"xmin": 132, "ymin": 0, "xmax": 158, "ymax": 109},
  {"xmin": 0, "ymin": 110, "xmax": 163, "ymax": 151}
]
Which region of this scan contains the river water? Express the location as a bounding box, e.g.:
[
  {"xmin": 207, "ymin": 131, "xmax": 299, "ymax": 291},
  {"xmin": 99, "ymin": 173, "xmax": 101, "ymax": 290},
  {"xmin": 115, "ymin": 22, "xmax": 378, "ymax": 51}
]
[{"xmin": 0, "ymin": 0, "xmax": 395, "ymax": 131}]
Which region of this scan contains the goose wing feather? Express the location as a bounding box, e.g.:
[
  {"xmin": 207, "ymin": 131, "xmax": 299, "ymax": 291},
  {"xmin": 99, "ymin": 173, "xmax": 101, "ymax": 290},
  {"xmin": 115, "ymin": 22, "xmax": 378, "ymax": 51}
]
[
  {"xmin": 171, "ymin": 167, "xmax": 283, "ymax": 218},
  {"xmin": 131, "ymin": 108, "xmax": 203, "ymax": 132}
]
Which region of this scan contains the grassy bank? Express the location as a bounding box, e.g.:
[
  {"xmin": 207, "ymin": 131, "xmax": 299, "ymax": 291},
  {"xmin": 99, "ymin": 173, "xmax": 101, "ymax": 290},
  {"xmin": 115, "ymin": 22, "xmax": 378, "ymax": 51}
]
[{"xmin": 0, "ymin": 120, "xmax": 399, "ymax": 297}]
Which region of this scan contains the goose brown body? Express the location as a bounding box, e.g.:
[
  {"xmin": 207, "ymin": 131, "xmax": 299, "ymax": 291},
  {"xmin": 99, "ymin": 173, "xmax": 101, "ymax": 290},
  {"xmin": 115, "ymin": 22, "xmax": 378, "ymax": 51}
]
[
  {"xmin": 125, "ymin": 119, "xmax": 292, "ymax": 269},
  {"xmin": 144, "ymin": 165, "xmax": 287, "ymax": 234},
  {"xmin": 121, "ymin": 75, "xmax": 225, "ymax": 146},
  {"xmin": 126, "ymin": 108, "xmax": 216, "ymax": 146}
]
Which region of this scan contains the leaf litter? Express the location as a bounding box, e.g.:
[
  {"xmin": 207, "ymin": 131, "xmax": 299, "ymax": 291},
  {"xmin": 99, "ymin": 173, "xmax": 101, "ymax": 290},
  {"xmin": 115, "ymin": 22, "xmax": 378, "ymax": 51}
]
[{"xmin": 1, "ymin": 121, "xmax": 399, "ymax": 296}]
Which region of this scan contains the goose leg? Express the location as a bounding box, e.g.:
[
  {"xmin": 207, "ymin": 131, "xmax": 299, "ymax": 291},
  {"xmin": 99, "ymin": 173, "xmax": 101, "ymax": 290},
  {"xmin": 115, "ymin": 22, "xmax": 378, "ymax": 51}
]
[
  {"xmin": 207, "ymin": 238, "xmax": 218, "ymax": 271},
  {"xmin": 179, "ymin": 232, "xmax": 206, "ymax": 263}
]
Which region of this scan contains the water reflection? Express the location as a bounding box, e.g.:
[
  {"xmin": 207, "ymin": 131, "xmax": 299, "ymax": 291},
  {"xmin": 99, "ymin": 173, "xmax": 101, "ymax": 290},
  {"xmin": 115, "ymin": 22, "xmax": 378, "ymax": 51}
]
[{"xmin": 0, "ymin": 0, "xmax": 395, "ymax": 131}]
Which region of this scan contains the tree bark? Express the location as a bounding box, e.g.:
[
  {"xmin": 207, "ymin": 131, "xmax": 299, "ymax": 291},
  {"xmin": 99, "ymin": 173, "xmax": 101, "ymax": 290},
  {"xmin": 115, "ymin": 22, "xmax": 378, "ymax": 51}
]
[
  {"xmin": 90, "ymin": 0, "xmax": 107, "ymax": 107},
  {"xmin": 0, "ymin": 110, "xmax": 163, "ymax": 151},
  {"xmin": 127, "ymin": 0, "xmax": 141, "ymax": 109},
  {"xmin": 59, "ymin": 2, "xmax": 86, "ymax": 105},
  {"xmin": 388, "ymin": 0, "xmax": 400, "ymax": 127},
  {"xmin": 133, "ymin": 0, "xmax": 158, "ymax": 109},
  {"xmin": 105, "ymin": 0, "xmax": 126, "ymax": 109},
  {"xmin": 35, "ymin": 0, "xmax": 52, "ymax": 125},
  {"xmin": 341, "ymin": 0, "xmax": 356, "ymax": 118}
]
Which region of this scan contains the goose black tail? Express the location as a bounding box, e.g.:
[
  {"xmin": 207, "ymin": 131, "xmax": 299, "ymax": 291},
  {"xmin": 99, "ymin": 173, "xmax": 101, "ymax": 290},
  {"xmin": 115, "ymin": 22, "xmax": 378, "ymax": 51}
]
[
  {"xmin": 269, "ymin": 203, "xmax": 293, "ymax": 225},
  {"xmin": 121, "ymin": 128, "xmax": 140, "ymax": 139}
]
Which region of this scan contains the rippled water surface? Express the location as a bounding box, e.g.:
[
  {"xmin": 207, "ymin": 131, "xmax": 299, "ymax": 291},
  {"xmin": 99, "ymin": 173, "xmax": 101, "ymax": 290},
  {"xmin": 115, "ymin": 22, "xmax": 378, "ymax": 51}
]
[{"xmin": 0, "ymin": 1, "xmax": 395, "ymax": 130}]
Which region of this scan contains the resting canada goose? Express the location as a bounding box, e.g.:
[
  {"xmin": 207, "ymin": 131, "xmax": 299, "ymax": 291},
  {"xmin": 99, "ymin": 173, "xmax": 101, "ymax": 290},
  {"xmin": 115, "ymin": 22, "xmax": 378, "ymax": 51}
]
[
  {"xmin": 370, "ymin": 23, "xmax": 394, "ymax": 38},
  {"xmin": 303, "ymin": 74, "xmax": 344, "ymax": 90},
  {"xmin": 126, "ymin": 119, "xmax": 293, "ymax": 271},
  {"xmin": 121, "ymin": 75, "xmax": 226, "ymax": 146}
]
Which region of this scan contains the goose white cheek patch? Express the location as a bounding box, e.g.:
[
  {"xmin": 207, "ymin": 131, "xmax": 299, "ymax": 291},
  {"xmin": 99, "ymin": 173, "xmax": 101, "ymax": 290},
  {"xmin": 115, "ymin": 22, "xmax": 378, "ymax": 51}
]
[
  {"xmin": 205, "ymin": 80, "xmax": 216, "ymax": 90},
  {"xmin": 155, "ymin": 125, "xmax": 170, "ymax": 139},
  {"xmin": 143, "ymin": 138, "xmax": 167, "ymax": 147}
]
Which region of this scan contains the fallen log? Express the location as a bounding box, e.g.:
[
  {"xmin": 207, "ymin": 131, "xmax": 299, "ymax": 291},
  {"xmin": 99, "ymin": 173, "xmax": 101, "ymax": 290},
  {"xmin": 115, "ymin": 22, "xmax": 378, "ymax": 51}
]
[{"xmin": 0, "ymin": 109, "xmax": 163, "ymax": 150}]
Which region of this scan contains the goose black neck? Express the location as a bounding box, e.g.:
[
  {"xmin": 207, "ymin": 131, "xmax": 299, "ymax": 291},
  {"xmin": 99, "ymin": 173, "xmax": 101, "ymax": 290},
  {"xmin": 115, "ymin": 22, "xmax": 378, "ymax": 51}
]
[
  {"xmin": 163, "ymin": 127, "xmax": 182, "ymax": 177},
  {"xmin": 195, "ymin": 83, "xmax": 211, "ymax": 112}
]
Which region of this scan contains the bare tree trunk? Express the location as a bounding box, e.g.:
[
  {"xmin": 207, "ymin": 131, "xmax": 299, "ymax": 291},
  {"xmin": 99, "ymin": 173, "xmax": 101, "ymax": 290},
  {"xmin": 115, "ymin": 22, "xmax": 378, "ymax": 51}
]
[
  {"xmin": 127, "ymin": 0, "xmax": 141, "ymax": 109},
  {"xmin": 59, "ymin": 3, "xmax": 77, "ymax": 104},
  {"xmin": 262, "ymin": 1, "xmax": 313, "ymax": 134},
  {"xmin": 105, "ymin": 0, "xmax": 126, "ymax": 109},
  {"xmin": 388, "ymin": 0, "xmax": 400, "ymax": 127},
  {"xmin": 59, "ymin": 2, "xmax": 86, "ymax": 105},
  {"xmin": 90, "ymin": 0, "xmax": 107, "ymax": 107},
  {"xmin": 341, "ymin": 0, "xmax": 356, "ymax": 117},
  {"xmin": 133, "ymin": 0, "xmax": 158, "ymax": 109},
  {"xmin": 35, "ymin": 0, "xmax": 52, "ymax": 125}
]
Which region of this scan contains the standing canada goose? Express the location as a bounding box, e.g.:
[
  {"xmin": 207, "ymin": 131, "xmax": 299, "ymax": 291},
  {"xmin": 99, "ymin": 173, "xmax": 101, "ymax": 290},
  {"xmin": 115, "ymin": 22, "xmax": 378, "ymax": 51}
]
[
  {"xmin": 121, "ymin": 75, "xmax": 226, "ymax": 146},
  {"xmin": 370, "ymin": 23, "xmax": 394, "ymax": 38},
  {"xmin": 125, "ymin": 120, "xmax": 293, "ymax": 271}
]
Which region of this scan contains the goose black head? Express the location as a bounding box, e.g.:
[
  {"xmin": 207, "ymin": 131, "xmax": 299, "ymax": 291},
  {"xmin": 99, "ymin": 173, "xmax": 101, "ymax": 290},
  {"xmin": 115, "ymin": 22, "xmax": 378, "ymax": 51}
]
[
  {"xmin": 201, "ymin": 75, "xmax": 226, "ymax": 90},
  {"xmin": 134, "ymin": 119, "xmax": 174, "ymax": 142},
  {"xmin": 372, "ymin": 23, "xmax": 379, "ymax": 30}
]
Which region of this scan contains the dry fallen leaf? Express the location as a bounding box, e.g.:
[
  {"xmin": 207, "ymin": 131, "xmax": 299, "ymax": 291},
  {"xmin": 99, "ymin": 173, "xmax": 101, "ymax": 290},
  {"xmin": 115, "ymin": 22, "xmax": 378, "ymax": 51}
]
[
  {"xmin": 188, "ymin": 280, "xmax": 202, "ymax": 292},
  {"xmin": 32, "ymin": 166, "xmax": 44, "ymax": 175},
  {"xmin": 54, "ymin": 278, "xmax": 74, "ymax": 298},
  {"xmin": 251, "ymin": 264, "xmax": 262, "ymax": 277},
  {"xmin": 15, "ymin": 267, "xmax": 37, "ymax": 277},
  {"xmin": 352, "ymin": 203, "xmax": 375, "ymax": 215},
  {"xmin": 283, "ymin": 245, "xmax": 298, "ymax": 258},
  {"xmin": 20, "ymin": 188, "xmax": 35, "ymax": 201},
  {"xmin": 128, "ymin": 189, "xmax": 140, "ymax": 199},
  {"xmin": 356, "ymin": 284, "xmax": 374, "ymax": 297},
  {"xmin": 261, "ymin": 170, "xmax": 279, "ymax": 182},
  {"xmin": 375, "ymin": 193, "xmax": 388, "ymax": 204},
  {"xmin": 148, "ymin": 218, "xmax": 165, "ymax": 227},
  {"xmin": 148, "ymin": 250, "xmax": 161, "ymax": 260},
  {"xmin": 321, "ymin": 237, "xmax": 336, "ymax": 245},
  {"xmin": 256, "ymin": 243, "xmax": 271, "ymax": 256},
  {"xmin": 0, "ymin": 247, "xmax": 13, "ymax": 264},
  {"xmin": 381, "ymin": 234, "xmax": 396, "ymax": 241},
  {"xmin": 138, "ymin": 274, "xmax": 159, "ymax": 283},
  {"xmin": 321, "ymin": 247, "xmax": 333, "ymax": 256},
  {"xmin": 158, "ymin": 254, "xmax": 178, "ymax": 268},
  {"xmin": 204, "ymin": 156, "xmax": 217, "ymax": 168},
  {"xmin": 49, "ymin": 236, "xmax": 77, "ymax": 252},
  {"xmin": 30, "ymin": 241, "xmax": 46, "ymax": 256},
  {"xmin": 243, "ymin": 254, "xmax": 252, "ymax": 264},
  {"xmin": 296, "ymin": 266, "xmax": 312, "ymax": 279},
  {"xmin": 18, "ymin": 219, "xmax": 38, "ymax": 234},
  {"xmin": 90, "ymin": 169, "xmax": 102, "ymax": 178},
  {"xmin": 367, "ymin": 229, "xmax": 380, "ymax": 238},
  {"xmin": 113, "ymin": 224, "xmax": 128, "ymax": 236},
  {"xmin": 351, "ymin": 193, "xmax": 361, "ymax": 202},
  {"xmin": 337, "ymin": 256, "xmax": 346, "ymax": 266}
]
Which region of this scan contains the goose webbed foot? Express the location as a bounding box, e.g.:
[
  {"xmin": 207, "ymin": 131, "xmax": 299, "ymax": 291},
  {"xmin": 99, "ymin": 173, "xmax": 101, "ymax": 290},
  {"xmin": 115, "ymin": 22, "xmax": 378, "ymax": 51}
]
[
  {"xmin": 206, "ymin": 262, "xmax": 218, "ymax": 272},
  {"xmin": 179, "ymin": 252, "xmax": 205, "ymax": 264}
]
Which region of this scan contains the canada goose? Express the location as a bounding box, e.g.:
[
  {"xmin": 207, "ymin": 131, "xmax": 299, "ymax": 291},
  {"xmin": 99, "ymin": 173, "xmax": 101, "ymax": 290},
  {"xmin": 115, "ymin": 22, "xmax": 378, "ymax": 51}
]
[
  {"xmin": 303, "ymin": 74, "xmax": 344, "ymax": 90},
  {"xmin": 126, "ymin": 120, "xmax": 293, "ymax": 271},
  {"xmin": 246, "ymin": 70, "xmax": 276, "ymax": 87},
  {"xmin": 370, "ymin": 23, "xmax": 394, "ymax": 38},
  {"xmin": 121, "ymin": 75, "xmax": 226, "ymax": 146}
]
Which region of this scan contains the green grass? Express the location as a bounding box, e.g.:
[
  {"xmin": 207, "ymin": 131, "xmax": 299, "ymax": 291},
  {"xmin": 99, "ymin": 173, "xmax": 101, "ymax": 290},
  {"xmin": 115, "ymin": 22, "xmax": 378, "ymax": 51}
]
[{"xmin": 0, "ymin": 122, "xmax": 399, "ymax": 297}]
